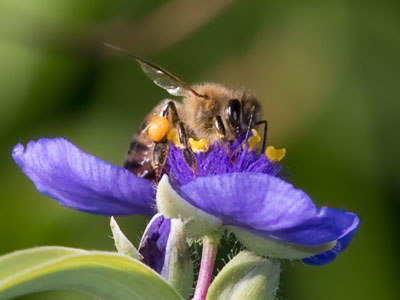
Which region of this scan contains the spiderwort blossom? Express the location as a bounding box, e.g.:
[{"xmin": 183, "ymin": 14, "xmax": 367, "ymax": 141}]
[
  {"xmin": 158, "ymin": 143, "xmax": 359, "ymax": 265},
  {"xmin": 12, "ymin": 137, "xmax": 359, "ymax": 266}
]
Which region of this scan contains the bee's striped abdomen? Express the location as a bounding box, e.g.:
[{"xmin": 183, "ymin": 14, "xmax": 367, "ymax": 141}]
[{"xmin": 124, "ymin": 120, "xmax": 156, "ymax": 181}]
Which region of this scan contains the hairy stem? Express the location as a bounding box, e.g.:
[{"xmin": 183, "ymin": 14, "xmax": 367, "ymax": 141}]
[{"xmin": 192, "ymin": 232, "xmax": 220, "ymax": 300}]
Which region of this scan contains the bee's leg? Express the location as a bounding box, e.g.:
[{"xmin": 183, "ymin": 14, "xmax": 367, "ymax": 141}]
[
  {"xmin": 177, "ymin": 121, "xmax": 197, "ymax": 172},
  {"xmin": 161, "ymin": 102, "xmax": 198, "ymax": 172},
  {"xmin": 160, "ymin": 101, "xmax": 180, "ymax": 125},
  {"xmin": 214, "ymin": 116, "xmax": 226, "ymax": 138},
  {"xmin": 153, "ymin": 140, "xmax": 169, "ymax": 182},
  {"xmin": 256, "ymin": 120, "xmax": 268, "ymax": 153},
  {"xmin": 244, "ymin": 105, "xmax": 256, "ymax": 143}
]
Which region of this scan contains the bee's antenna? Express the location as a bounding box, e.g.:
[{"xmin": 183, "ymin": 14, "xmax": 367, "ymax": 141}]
[
  {"xmin": 103, "ymin": 43, "xmax": 126, "ymax": 53},
  {"xmin": 103, "ymin": 43, "xmax": 207, "ymax": 99}
]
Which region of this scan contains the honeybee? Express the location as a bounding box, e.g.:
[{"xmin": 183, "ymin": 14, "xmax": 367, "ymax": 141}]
[{"xmin": 105, "ymin": 44, "xmax": 268, "ymax": 181}]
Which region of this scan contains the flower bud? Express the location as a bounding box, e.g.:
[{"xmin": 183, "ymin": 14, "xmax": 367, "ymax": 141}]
[
  {"xmin": 206, "ymin": 251, "xmax": 280, "ymax": 300},
  {"xmin": 139, "ymin": 213, "xmax": 193, "ymax": 299}
]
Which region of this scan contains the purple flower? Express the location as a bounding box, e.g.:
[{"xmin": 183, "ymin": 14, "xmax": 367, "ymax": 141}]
[{"xmin": 12, "ymin": 137, "xmax": 359, "ymax": 265}]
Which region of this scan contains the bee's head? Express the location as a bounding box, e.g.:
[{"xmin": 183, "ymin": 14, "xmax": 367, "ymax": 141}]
[
  {"xmin": 184, "ymin": 83, "xmax": 262, "ymax": 143},
  {"xmin": 225, "ymin": 92, "xmax": 262, "ymax": 139}
]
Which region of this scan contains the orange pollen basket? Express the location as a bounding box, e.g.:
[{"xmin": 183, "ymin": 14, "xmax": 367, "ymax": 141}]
[{"xmin": 148, "ymin": 116, "xmax": 170, "ymax": 142}]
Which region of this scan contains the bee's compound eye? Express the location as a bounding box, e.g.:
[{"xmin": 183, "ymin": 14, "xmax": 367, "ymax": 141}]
[
  {"xmin": 148, "ymin": 116, "xmax": 169, "ymax": 142},
  {"xmin": 227, "ymin": 99, "xmax": 242, "ymax": 133}
]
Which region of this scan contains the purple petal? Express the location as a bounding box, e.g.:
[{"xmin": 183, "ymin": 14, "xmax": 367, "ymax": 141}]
[
  {"xmin": 270, "ymin": 207, "xmax": 359, "ymax": 246},
  {"xmin": 179, "ymin": 173, "xmax": 358, "ymax": 246},
  {"xmin": 302, "ymin": 222, "xmax": 359, "ymax": 265},
  {"xmin": 13, "ymin": 138, "xmax": 155, "ymax": 215}
]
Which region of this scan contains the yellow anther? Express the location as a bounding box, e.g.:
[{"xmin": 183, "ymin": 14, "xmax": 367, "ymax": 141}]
[
  {"xmin": 265, "ymin": 146, "xmax": 286, "ymax": 162},
  {"xmin": 148, "ymin": 116, "xmax": 169, "ymax": 142},
  {"xmin": 166, "ymin": 127, "xmax": 180, "ymax": 146},
  {"xmin": 188, "ymin": 138, "xmax": 209, "ymax": 153},
  {"xmin": 248, "ymin": 129, "xmax": 261, "ymax": 151}
]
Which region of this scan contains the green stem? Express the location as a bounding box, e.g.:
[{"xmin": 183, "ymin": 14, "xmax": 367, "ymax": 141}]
[{"xmin": 192, "ymin": 232, "xmax": 220, "ymax": 300}]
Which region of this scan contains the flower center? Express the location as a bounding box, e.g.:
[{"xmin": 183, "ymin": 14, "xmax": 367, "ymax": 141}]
[{"xmin": 163, "ymin": 136, "xmax": 283, "ymax": 186}]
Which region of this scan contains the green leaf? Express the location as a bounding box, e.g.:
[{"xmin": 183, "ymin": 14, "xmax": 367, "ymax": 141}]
[{"xmin": 0, "ymin": 246, "xmax": 183, "ymax": 300}]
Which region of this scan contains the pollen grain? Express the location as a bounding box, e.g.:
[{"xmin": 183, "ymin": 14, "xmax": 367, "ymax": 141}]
[
  {"xmin": 248, "ymin": 129, "xmax": 261, "ymax": 151},
  {"xmin": 188, "ymin": 138, "xmax": 209, "ymax": 153},
  {"xmin": 265, "ymin": 146, "xmax": 286, "ymax": 162}
]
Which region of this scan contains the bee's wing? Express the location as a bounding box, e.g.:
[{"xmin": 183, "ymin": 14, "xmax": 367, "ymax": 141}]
[
  {"xmin": 135, "ymin": 59, "xmax": 192, "ymax": 97},
  {"xmin": 104, "ymin": 43, "xmax": 205, "ymax": 98}
]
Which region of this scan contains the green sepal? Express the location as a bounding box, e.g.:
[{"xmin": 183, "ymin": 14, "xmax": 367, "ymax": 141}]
[
  {"xmin": 110, "ymin": 216, "xmax": 142, "ymax": 260},
  {"xmin": 161, "ymin": 219, "xmax": 194, "ymax": 299},
  {"xmin": 228, "ymin": 226, "xmax": 335, "ymax": 259},
  {"xmin": 0, "ymin": 246, "xmax": 183, "ymax": 300},
  {"xmin": 156, "ymin": 175, "xmax": 222, "ymax": 238},
  {"xmin": 206, "ymin": 251, "xmax": 280, "ymax": 300}
]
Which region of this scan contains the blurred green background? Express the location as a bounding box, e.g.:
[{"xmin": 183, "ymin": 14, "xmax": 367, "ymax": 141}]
[{"xmin": 1, "ymin": 0, "xmax": 399, "ymax": 299}]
